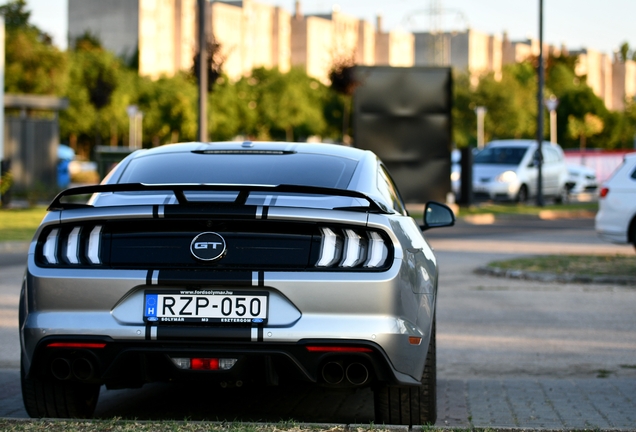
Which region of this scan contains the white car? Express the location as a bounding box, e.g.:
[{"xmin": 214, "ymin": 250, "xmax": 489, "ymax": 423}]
[
  {"xmin": 472, "ymin": 140, "xmax": 569, "ymax": 202},
  {"xmin": 595, "ymin": 153, "xmax": 636, "ymax": 250},
  {"xmin": 566, "ymin": 164, "xmax": 598, "ymax": 195}
]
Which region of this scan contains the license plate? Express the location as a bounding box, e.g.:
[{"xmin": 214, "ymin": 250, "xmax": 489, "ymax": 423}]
[{"xmin": 144, "ymin": 290, "xmax": 268, "ymax": 324}]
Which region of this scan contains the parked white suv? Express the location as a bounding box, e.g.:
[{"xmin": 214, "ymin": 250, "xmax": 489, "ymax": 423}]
[
  {"xmin": 595, "ymin": 153, "xmax": 636, "ymax": 250},
  {"xmin": 472, "ymin": 140, "xmax": 569, "ymax": 202}
]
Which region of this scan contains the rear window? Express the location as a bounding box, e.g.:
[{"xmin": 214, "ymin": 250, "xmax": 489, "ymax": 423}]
[
  {"xmin": 474, "ymin": 146, "xmax": 528, "ymax": 165},
  {"xmin": 117, "ymin": 151, "xmax": 357, "ymax": 189}
]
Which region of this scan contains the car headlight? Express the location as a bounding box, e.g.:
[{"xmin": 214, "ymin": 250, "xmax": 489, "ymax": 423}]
[{"xmin": 496, "ymin": 170, "xmax": 517, "ymax": 183}]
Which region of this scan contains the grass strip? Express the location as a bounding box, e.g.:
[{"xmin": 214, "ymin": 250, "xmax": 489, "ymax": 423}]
[
  {"xmin": 0, "ymin": 207, "xmax": 47, "ymax": 242},
  {"xmin": 487, "ymin": 254, "xmax": 636, "ymax": 277},
  {"xmin": 456, "ymin": 201, "xmax": 598, "ymax": 217},
  {"xmin": 0, "ymin": 419, "xmax": 451, "ymax": 432}
]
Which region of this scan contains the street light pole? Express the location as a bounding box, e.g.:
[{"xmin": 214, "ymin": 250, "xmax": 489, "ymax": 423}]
[
  {"xmin": 536, "ymin": 0, "xmax": 545, "ymax": 207},
  {"xmin": 475, "ymin": 106, "xmax": 487, "ymax": 149},
  {"xmin": 197, "ymin": 0, "xmax": 208, "ymax": 142},
  {"xmin": 545, "ymin": 95, "xmax": 559, "ymax": 143}
]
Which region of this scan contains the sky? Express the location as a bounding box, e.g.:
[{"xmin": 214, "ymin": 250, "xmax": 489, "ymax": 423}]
[{"xmin": 21, "ymin": 0, "xmax": 636, "ymax": 57}]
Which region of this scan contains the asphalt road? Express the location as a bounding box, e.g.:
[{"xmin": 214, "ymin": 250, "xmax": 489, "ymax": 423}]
[{"xmin": 1, "ymin": 217, "xmax": 635, "ymax": 428}]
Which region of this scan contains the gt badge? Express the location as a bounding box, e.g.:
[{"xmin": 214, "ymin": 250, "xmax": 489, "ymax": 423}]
[{"xmin": 190, "ymin": 232, "xmax": 227, "ymax": 261}]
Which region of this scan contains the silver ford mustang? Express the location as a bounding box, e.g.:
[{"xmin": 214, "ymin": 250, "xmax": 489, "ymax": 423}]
[{"xmin": 19, "ymin": 141, "xmax": 454, "ymax": 425}]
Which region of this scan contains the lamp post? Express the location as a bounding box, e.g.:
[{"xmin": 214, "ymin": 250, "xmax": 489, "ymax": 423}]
[
  {"xmin": 197, "ymin": 0, "xmax": 208, "ymax": 142},
  {"xmin": 126, "ymin": 105, "xmax": 143, "ymax": 149},
  {"xmin": 475, "ymin": 106, "xmax": 487, "ymax": 149},
  {"xmin": 536, "ymin": 0, "xmax": 545, "ymax": 207},
  {"xmin": 545, "ymin": 95, "xmax": 559, "ymax": 143}
]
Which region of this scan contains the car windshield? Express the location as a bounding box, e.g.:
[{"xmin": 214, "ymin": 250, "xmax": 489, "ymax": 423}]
[
  {"xmin": 118, "ymin": 151, "xmax": 357, "ymax": 189},
  {"xmin": 473, "ymin": 146, "xmax": 528, "ymax": 165}
]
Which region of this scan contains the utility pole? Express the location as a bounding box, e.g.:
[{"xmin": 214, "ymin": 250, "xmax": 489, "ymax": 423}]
[
  {"xmin": 536, "ymin": 0, "xmax": 545, "ymax": 207},
  {"xmin": 475, "ymin": 106, "xmax": 487, "ymax": 149},
  {"xmin": 0, "ymin": 16, "xmax": 5, "ymax": 195},
  {"xmin": 197, "ymin": 0, "xmax": 208, "ymax": 142}
]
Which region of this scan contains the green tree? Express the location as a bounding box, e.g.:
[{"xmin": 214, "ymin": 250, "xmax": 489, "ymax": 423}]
[
  {"xmin": 208, "ymin": 75, "xmax": 241, "ymax": 140},
  {"xmin": 1, "ymin": 0, "xmax": 67, "ymax": 95},
  {"xmin": 568, "ymin": 113, "xmax": 604, "ymax": 152},
  {"xmin": 555, "ymin": 86, "xmax": 608, "ymax": 147},
  {"xmin": 452, "ymin": 72, "xmax": 476, "ymax": 147},
  {"xmin": 60, "ymin": 34, "xmax": 123, "ymax": 155},
  {"xmin": 137, "ymin": 73, "xmax": 198, "ymax": 146},
  {"xmin": 618, "ymin": 42, "xmax": 633, "ymax": 63},
  {"xmin": 475, "ymin": 63, "xmax": 537, "ymax": 141},
  {"xmin": 237, "ymin": 68, "xmax": 326, "ymax": 141},
  {"xmin": 329, "ymin": 54, "xmax": 358, "ymax": 143}
]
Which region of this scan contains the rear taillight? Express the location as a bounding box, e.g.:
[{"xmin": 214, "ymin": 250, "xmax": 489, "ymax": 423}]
[
  {"xmin": 599, "ymin": 187, "xmax": 609, "ymax": 198},
  {"xmin": 47, "ymin": 342, "xmax": 106, "ymax": 349},
  {"xmin": 316, "ymin": 227, "xmax": 389, "ymax": 269},
  {"xmin": 170, "ymin": 357, "xmax": 237, "ymax": 370},
  {"xmin": 39, "ymin": 225, "xmax": 103, "ymax": 266}
]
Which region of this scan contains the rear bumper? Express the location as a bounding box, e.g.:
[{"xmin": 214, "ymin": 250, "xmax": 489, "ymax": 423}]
[
  {"xmin": 22, "ymin": 256, "xmax": 435, "ymax": 387},
  {"xmin": 26, "ymin": 336, "xmax": 410, "ymax": 390}
]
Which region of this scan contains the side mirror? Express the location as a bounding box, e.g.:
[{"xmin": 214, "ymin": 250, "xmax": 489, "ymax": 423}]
[{"xmin": 421, "ymin": 201, "xmax": 455, "ymax": 231}]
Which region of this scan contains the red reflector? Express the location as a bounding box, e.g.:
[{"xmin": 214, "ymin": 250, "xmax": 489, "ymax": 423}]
[
  {"xmin": 408, "ymin": 336, "xmax": 422, "ymax": 345},
  {"xmin": 305, "ymin": 346, "xmax": 372, "ymax": 353},
  {"xmin": 599, "ymin": 187, "xmax": 609, "ymax": 198},
  {"xmin": 191, "ymin": 358, "xmax": 220, "ymax": 370},
  {"xmin": 47, "ymin": 342, "xmax": 106, "ymax": 349}
]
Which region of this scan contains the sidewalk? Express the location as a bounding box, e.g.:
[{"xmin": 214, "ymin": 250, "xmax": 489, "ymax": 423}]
[{"xmin": 2, "ymin": 367, "xmax": 634, "ymax": 429}]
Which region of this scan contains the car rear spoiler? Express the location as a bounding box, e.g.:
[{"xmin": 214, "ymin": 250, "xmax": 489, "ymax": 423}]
[{"xmin": 48, "ymin": 183, "xmax": 390, "ymax": 214}]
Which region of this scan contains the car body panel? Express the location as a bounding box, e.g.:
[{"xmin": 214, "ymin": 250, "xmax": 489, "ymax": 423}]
[
  {"xmin": 595, "ymin": 154, "xmax": 636, "ymax": 245},
  {"xmin": 472, "ymin": 140, "xmax": 568, "ymax": 201}
]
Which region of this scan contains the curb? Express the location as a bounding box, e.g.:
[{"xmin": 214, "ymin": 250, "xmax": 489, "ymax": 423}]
[
  {"xmin": 461, "ymin": 210, "xmax": 596, "ymax": 225},
  {"xmin": 476, "ymin": 266, "xmax": 636, "ymax": 286},
  {"xmin": 0, "ymin": 241, "xmax": 29, "ymax": 253}
]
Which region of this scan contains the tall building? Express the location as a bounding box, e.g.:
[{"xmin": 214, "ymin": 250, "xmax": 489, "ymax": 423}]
[
  {"xmin": 375, "ymin": 17, "xmax": 414, "ymax": 67},
  {"xmin": 68, "ymin": 0, "xmax": 196, "ymax": 79},
  {"xmin": 571, "ymin": 48, "xmax": 613, "ymax": 109},
  {"xmin": 356, "ymin": 19, "xmax": 376, "ymax": 66},
  {"xmin": 414, "ymin": 29, "xmax": 501, "ymax": 84},
  {"xmin": 210, "ymin": 0, "xmax": 291, "ymax": 81},
  {"xmin": 290, "ymin": 3, "xmax": 364, "ymax": 83},
  {"xmin": 612, "ymin": 57, "xmax": 636, "ymax": 111}
]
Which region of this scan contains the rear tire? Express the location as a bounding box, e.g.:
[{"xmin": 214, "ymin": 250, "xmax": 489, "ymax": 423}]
[
  {"xmin": 21, "ymin": 360, "xmax": 100, "ymax": 418},
  {"xmin": 516, "ymin": 185, "xmax": 528, "ymax": 203},
  {"xmin": 553, "ymin": 186, "xmax": 569, "ymax": 204},
  {"xmin": 374, "ymin": 319, "xmax": 436, "ymax": 426}
]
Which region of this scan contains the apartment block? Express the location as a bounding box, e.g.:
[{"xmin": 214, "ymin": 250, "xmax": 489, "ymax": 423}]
[
  {"xmin": 572, "ymin": 48, "xmax": 613, "ymax": 108},
  {"xmin": 291, "ymin": 12, "xmax": 333, "ymax": 84},
  {"xmin": 211, "ymin": 0, "xmax": 291, "ymax": 81},
  {"xmin": 612, "ymin": 58, "xmax": 636, "ymax": 111},
  {"xmin": 68, "ymin": 0, "xmax": 196, "ymax": 79},
  {"xmin": 375, "ymin": 17, "xmax": 414, "ymax": 67},
  {"xmin": 290, "ymin": 3, "xmax": 368, "ymax": 83},
  {"xmin": 356, "ymin": 19, "xmax": 376, "ymax": 66},
  {"xmin": 67, "ymin": 0, "xmax": 634, "ymax": 112},
  {"xmin": 415, "ymin": 29, "xmax": 501, "ymax": 84}
]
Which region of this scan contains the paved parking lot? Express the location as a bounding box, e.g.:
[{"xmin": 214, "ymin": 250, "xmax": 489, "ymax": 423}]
[{"xmin": 1, "ymin": 217, "xmax": 635, "ymax": 429}]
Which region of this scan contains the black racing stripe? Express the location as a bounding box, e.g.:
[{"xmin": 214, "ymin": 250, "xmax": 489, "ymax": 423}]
[
  {"xmin": 157, "ymin": 270, "xmax": 252, "ymax": 286},
  {"xmin": 157, "ymin": 326, "xmax": 251, "ymax": 341},
  {"xmin": 262, "ymin": 206, "xmax": 269, "ymax": 220},
  {"xmin": 258, "ymin": 327, "xmax": 264, "ymax": 342},
  {"xmin": 163, "ymin": 205, "xmax": 258, "ymax": 219},
  {"xmin": 258, "ymin": 271, "xmax": 264, "ymax": 287},
  {"xmin": 146, "ymin": 270, "xmax": 153, "ymax": 286},
  {"xmin": 145, "ymin": 324, "xmax": 151, "ymax": 340},
  {"xmin": 153, "ymin": 205, "xmax": 159, "ymax": 219}
]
